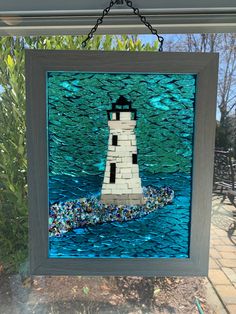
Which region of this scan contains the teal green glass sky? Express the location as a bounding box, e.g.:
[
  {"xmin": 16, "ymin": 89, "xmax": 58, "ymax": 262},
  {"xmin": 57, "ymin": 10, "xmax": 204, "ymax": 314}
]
[{"xmin": 47, "ymin": 72, "xmax": 196, "ymax": 177}]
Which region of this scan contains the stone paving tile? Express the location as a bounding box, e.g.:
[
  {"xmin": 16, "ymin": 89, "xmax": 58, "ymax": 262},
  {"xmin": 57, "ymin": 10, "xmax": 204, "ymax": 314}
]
[
  {"xmin": 214, "ymin": 285, "xmax": 236, "ymax": 304},
  {"xmin": 226, "ymin": 304, "xmax": 236, "ymax": 313},
  {"xmin": 216, "ymin": 245, "xmax": 236, "ymax": 253},
  {"xmin": 210, "ymin": 248, "xmax": 222, "ymax": 259},
  {"xmin": 209, "ymin": 198, "xmax": 236, "ymax": 312},
  {"xmin": 205, "ymin": 280, "xmax": 228, "ymax": 314},
  {"xmin": 214, "ymin": 229, "xmax": 228, "ymax": 237},
  {"xmin": 208, "ymin": 269, "xmax": 232, "ymax": 285},
  {"xmin": 211, "ymin": 239, "xmax": 226, "ymax": 245},
  {"xmin": 219, "ymin": 259, "xmax": 236, "ymax": 268},
  {"xmin": 209, "ymin": 257, "xmax": 220, "ymax": 269},
  {"xmin": 210, "ymin": 236, "xmax": 220, "ymax": 241},
  {"xmin": 210, "ymin": 243, "xmax": 215, "ymax": 249},
  {"xmin": 222, "ymin": 237, "xmax": 235, "ymax": 246},
  {"xmin": 219, "ymin": 252, "xmax": 236, "ymax": 259},
  {"xmin": 210, "ymin": 230, "xmax": 216, "ymax": 234},
  {"xmin": 222, "ymin": 267, "xmax": 236, "ymax": 285}
]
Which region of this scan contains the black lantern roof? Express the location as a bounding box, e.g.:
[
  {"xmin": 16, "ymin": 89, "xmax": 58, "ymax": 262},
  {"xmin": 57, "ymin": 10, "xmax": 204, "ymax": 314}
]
[
  {"xmin": 112, "ymin": 95, "xmax": 131, "ymax": 110},
  {"xmin": 107, "ymin": 96, "xmax": 137, "ymax": 120}
]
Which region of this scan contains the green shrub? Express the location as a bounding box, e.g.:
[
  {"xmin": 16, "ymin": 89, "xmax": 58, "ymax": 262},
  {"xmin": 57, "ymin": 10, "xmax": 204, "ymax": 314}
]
[{"xmin": 0, "ymin": 37, "xmax": 28, "ymax": 272}]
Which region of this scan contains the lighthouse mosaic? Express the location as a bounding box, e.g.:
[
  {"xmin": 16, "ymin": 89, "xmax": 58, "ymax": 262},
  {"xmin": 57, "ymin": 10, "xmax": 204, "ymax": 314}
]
[
  {"xmin": 47, "ymin": 71, "xmax": 196, "ymax": 259},
  {"xmin": 101, "ymin": 96, "xmax": 144, "ymax": 205}
]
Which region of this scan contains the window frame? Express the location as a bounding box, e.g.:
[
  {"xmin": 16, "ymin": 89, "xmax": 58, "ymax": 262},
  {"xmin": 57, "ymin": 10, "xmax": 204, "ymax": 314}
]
[{"xmin": 0, "ymin": 0, "xmax": 236, "ymax": 35}]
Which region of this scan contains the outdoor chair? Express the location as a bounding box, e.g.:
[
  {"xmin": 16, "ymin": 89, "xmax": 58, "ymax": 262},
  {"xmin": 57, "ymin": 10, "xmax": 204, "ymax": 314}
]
[{"xmin": 213, "ymin": 149, "xmax": 236, "ymax": 206}]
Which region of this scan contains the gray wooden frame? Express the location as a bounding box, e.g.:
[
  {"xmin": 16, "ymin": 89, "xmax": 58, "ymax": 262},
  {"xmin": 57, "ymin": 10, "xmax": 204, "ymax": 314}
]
[{"xmin": 26, "ymin": 50, "xmax": 218, "ymax": 275}]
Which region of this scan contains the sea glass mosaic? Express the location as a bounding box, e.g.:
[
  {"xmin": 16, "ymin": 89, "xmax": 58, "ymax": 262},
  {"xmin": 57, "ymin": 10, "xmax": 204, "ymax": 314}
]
[{"xmin": 47, "ymin": 72, "xmax": 196, "ymax": 258}]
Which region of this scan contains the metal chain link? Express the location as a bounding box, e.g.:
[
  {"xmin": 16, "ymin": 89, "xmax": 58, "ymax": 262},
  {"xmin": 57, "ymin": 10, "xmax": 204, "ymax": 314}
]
[{"xmin": 81, "ymin": 0, "xmax": 164, "ymax": 52}]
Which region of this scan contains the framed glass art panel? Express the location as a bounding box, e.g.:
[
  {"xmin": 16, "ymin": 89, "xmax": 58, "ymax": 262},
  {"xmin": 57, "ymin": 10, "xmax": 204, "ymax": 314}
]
[{"xmin": 26, "ymin": 50, "xmax": 218, "ymax": 275}]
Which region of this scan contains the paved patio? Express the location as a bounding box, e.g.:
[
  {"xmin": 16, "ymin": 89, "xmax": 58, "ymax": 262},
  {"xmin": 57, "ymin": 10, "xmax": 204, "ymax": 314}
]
[{"xmin": 208, "ymin": 195, "xmax": 236, "ymax": 313}]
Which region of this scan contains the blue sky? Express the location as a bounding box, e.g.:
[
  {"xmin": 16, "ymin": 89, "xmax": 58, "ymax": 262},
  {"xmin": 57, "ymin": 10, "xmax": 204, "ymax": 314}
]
[{"xmin": 139, "ymin": 34, "xmax": 177, "ymax": 44}]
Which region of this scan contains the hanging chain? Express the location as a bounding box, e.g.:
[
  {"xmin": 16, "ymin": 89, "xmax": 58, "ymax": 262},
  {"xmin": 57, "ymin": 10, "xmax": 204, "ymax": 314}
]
[{"xmin": 81, "ymin": 0, "xmax": 164, "ymax": 52}]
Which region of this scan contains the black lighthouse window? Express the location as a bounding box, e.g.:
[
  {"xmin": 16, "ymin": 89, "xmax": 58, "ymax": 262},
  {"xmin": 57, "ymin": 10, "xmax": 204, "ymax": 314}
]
[
  {"xmin": 132, "ymin": 154, "xmax": 138, "ymax": 164},
  {"xmin": 116, "ymin": 112, "xmax": 120, "ymax": 120},
  {"xmin": 110, "ymin": 163, "xmax": 116, "ymax": 183},
  {"xmin": 112, "ymin": 135, "xmax": 118, "ymax": 146}
]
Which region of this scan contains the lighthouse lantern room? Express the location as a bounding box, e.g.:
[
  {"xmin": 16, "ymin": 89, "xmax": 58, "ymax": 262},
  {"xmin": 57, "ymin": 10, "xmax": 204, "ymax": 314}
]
[{"xmin": 101, "ymin": 96, "xmax": 144, "ymax": 205}]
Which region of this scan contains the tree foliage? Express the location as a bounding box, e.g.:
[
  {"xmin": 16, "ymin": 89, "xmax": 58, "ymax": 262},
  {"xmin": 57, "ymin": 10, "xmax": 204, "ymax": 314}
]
[
  {"xmin": 166, "ymin": 33, "xmax": 236, "ymax": 154},
  {"xmin": 0, "ymin": 37, "xmax": 28, "ymax": 271}
]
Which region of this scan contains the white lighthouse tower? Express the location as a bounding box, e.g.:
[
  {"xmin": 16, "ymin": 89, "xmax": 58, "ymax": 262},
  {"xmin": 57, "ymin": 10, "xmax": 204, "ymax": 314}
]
[{"xmin": 101, "ymin": 96, "xmax": 144, "ymax": 205}]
